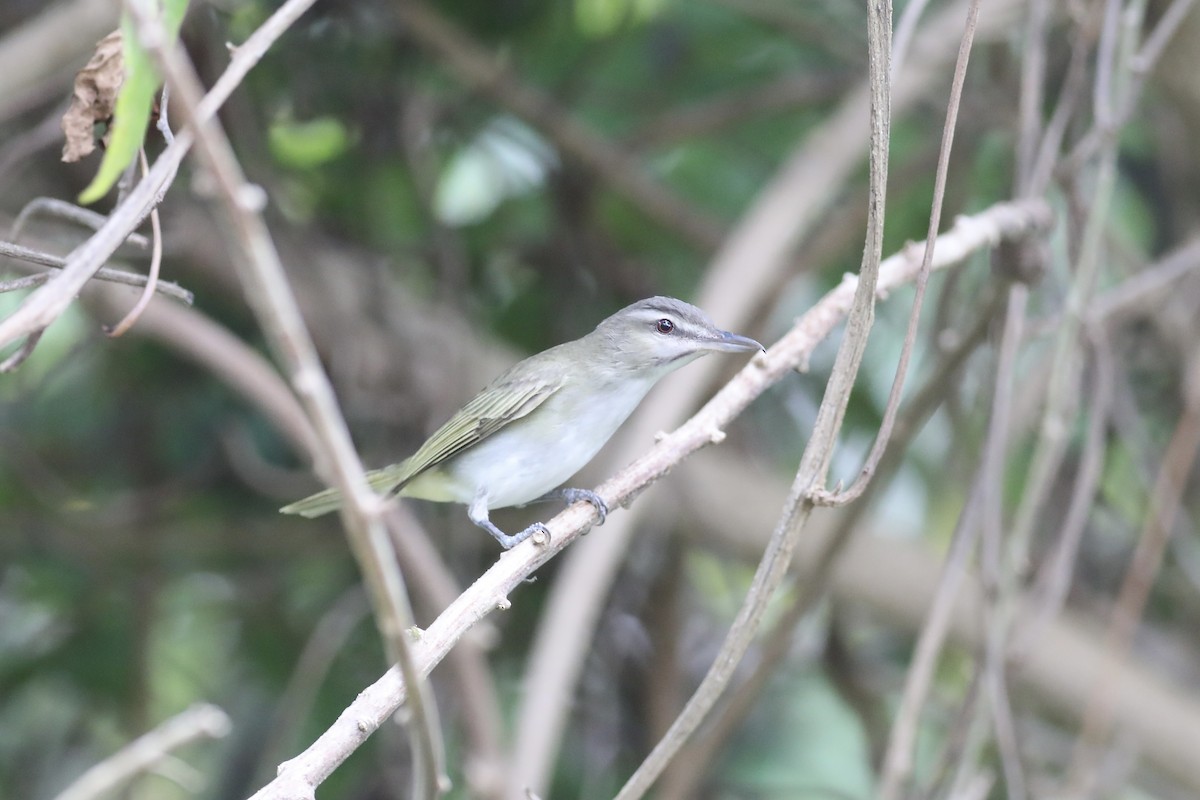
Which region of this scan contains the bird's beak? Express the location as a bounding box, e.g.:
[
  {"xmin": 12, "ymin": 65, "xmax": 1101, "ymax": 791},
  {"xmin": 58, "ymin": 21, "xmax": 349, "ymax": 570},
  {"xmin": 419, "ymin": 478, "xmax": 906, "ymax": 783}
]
[{"xmin": 709, "ymin": 330, "xmax": 765, "ymax": 353}]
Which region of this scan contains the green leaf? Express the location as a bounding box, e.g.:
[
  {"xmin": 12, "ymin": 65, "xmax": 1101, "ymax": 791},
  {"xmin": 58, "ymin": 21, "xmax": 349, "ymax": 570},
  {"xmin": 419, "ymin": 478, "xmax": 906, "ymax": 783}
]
[
  {"xmin": 268, "ymin": 117, "xmax": 351, "ymax": 169},
  {"xmin": 77, "ymin": 0, "xmax": 189, "ymax": 205}
]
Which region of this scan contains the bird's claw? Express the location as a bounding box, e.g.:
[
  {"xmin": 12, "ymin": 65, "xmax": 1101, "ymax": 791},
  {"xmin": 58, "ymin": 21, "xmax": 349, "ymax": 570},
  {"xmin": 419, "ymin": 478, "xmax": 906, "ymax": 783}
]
[
  {"xmin": 490, "ymin": 521, "xmax": 551, "ymax": 549},
  {"xmin": 561, "ymin": 488, "xmax": 608, "ymax": 525}
]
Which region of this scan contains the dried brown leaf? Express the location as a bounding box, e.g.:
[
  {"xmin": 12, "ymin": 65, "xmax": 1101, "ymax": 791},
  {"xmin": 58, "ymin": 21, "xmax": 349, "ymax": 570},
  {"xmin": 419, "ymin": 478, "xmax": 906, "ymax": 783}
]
[{"xmin": 61, "ymin": 31, "xmax": 126, "ymax": 163}]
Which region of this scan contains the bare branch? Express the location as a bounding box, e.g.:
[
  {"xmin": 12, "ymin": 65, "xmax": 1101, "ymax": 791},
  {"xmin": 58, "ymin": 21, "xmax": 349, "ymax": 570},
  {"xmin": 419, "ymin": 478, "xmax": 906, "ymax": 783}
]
[
  {"xmin": 506, "ymin": 0, "xmax": 1034, "ymax": 790},
  {"xmin": 610, "ymin": 0, "xmax": 891, "ymax": 791},
  {"xmin": 53, "ymin": 704, "xmax": 231, "ymax": 800},
  {"xmin": 877, "ymin": 475, "xmax": 984, "ymax": 799},
  {"xmin": 0, "ymin": 240, "xmax": 192, "ymax": 303},
  {"xmin": 0, "ymin": 0, "xmax": 317, "ymax": 353},
  {"xmin": 1017, "ymin": 327, "xmax": 1115, "ymax": 651},
  {"xmin": 1064, "ymin": 359, "xmax": 1200, "ymax": 795},
  {"xmin": 105, "ymin": 151, "xmax": 163, "ymax": 338},
  {"xmin": 242, "ymin": 199, "xmax": 1051, "ymax": 800},
  {"xmin": 120, "ymin": 0, "xmax": 446, "ymax": 794},
  {"xmin": 11, "ymin": 197, "xmax": 149, "ymax": 249},
  {"xmin": 811, "ymin": 0, "xmax": 984, "ymax": 508},
  {"xmin": 0, "ymin": 328, "xmax": 44, "ymax": 373}
]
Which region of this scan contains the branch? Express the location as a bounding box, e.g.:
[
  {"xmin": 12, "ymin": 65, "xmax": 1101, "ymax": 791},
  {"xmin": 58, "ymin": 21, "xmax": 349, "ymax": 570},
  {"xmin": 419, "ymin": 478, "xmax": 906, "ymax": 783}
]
[
  {"xmin": 244, "ymin": 198, "xmax": 1053, "ymax": 800},
  {"xmin": 11, "ymin": 197, "xmax": 149, "ymax": 249},
  {"xmin": 811, "ymin": 0, "xmax": 984, "ymax": 508},
  {"xmin": 53, "ymin": 704, "xmax": 231, "ymax": 800},
  {"xmin": 506, "ymin": 0, "xmax": 1034, "ymax": 790},
  {"xmin": 105, "ymin": 149, "xmax": 164, "ymax": 337},
  {"xmin": 0, "ymin": 0, "xmax": 317, "ymax": 352},
  {"xmin": 660, "ymin": 292, "xmax": 1002, "ymax": 800},
  {"xmin": 0, "ymin": 241, "xmax": 192, "ymax": 304},
  {"xmin": 1065, "ymin": 352, "xmax": 1200, "ymax": 794},
  {"xmin": 121, "ymin": 0, "xmax": 446, "ymax": 795},
  {"xmin": 614, "ymin": 0, "xmax": 889, "ymax": 791}
]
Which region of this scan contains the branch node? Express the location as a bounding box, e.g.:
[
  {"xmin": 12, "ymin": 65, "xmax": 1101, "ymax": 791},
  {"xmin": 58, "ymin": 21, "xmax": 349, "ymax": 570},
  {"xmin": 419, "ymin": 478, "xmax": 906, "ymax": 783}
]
[
  {"xmin": 495, "ymin": 596, "xmax": 512, "ymax": 611},
  {"xmin": 708, "ymin": 427, "xmax": 727, "ymax": 444},
  {"xmin": 807, "ymin": 481, "xmax": 848, "ymax": 507}
]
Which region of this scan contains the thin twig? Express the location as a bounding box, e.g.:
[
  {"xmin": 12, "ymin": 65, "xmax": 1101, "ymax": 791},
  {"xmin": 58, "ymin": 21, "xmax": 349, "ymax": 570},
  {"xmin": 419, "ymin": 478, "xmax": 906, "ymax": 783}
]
[
  {"xmin": 106, "ymin": 150, "xmax": 164, "ymax": 338},
  {"xmin": 0, "ymin": 0, "xmax": 318, "ymax": 352},
  {"xmin": 253, "ymin": 589, "xmax": 371, "ymax": 789},
  {"xmin": 611, "ymin": 0, "xmax": 892, "ymax": 793},
  {"xmin": 1005, "ymin": 0, "xmax": 1139, "ymax": 636},
  {"xmin": 1017, "ymin": 327, "xmax": 1114, "ymax": 652},
  {"xmin": 943, "ymin": 282, "xmax": 1030, "ymax": 799},
  {"xmin": 384, "ymin": 505, "xmax": 507, "ymax": 799},
  {"xmin": 0, "ymin": 275, "xmax": 49, "ymax": 293},
  {"xmin": 1089, "ymin": 236, "xmax": 1200, "ymax": 322},
  {"xmin": 53, "ymin": 704, "xmax": 231, "ymax": 800},
  {"xmin": 0, "ymin": 328, "xmax": 44, "ymax": 373},
  {"xmin": 1064, "ymin": 352, "xmax": 1200, "ymax": 796},
  {"xmin": 1015, "ymin": 0, "xmax": 1050, "ymax": 191},
  {"xmin": 121, "ymin": 0, "xmax": 447, "ymax": 794},
  {"xmin": 0, "ymin": 240, "xmax": 192, "ymax": 303},
  {"xmin": 632, "ymin": 73, "xmax": 850, "ymax": 148},
  {"xmin": 891, "ymin": 0, "xmax": 934, "ymax": 79},
  {"xmin": 1059, "ymin": 0, "xmax": 1199, "ymax": 174},
  {"xmin": 248, "ymin": 199, "xmax": 1054, "ymax": 800},
  {"xmin": 811, "ymin": 0, "xmax": 983, "ymax": 508},
  {"xmin": 508, "ymin": 1, "xmax": 1034, "ymax": 785},
  {"xmin": 11, "ymin": 197, "xmax": 149, "ymax": 249},
  {"xmin": 877, "ymin": 477, "xmax": 984, "ymax": 800},
  {"xmin": 661, "ymin": 296, "xmax": 1001, "ymax": 800},
  {"xmin": 1026, "ymin": 8, "xmax": 1100, "ymax": 195},
  {"xmin": 877, "ymin": 259, "xmax": 1031, "ymax": 800}
]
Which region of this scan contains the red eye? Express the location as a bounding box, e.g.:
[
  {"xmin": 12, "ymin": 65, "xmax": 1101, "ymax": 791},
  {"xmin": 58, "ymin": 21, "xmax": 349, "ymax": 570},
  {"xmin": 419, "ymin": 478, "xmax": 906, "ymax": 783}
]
[{"xmin": 656, "ymin": 318, "xmax": 675, "ymax": 334}]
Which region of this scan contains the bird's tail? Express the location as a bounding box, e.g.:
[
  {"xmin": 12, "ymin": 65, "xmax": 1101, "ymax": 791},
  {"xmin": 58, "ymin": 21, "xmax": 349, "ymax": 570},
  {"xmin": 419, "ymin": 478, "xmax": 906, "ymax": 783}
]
[{"xmin": 279, "ymin": 463, "xmax": 412, "ymax": 518}]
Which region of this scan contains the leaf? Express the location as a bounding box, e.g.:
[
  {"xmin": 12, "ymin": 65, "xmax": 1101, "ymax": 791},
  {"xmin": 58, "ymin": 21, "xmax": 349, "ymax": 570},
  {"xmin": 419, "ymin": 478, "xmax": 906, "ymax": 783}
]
[
  {"xmin": 268, "ymin": 117, "xmax": 351, "ymax": 169},
  {"xmin": 77, "ymin": 0, "xmax": 190, "ymax": 205},
  {"xmin": 60, "ymin": 31, "xmax": 125, "ymax": 164}
]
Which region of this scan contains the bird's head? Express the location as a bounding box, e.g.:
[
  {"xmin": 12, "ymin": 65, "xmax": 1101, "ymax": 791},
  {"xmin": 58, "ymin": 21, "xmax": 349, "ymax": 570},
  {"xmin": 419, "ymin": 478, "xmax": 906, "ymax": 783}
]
[{"xmin": 592, "ymin": 296, "xmax": 763, "ymax": 375}]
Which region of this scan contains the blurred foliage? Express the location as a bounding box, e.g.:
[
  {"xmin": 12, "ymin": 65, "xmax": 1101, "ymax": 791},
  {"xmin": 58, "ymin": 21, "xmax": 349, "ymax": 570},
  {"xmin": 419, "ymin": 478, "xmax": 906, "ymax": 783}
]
[{"xmin": 2, "ymin": 0, "xmax": 1200, "ymax": 798}]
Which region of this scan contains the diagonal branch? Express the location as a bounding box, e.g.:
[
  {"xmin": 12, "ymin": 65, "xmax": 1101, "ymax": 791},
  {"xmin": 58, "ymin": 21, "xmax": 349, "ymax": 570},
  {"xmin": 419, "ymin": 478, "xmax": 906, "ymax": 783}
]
[
  {"xmin": 246, "ymin": 197, "xmax": 1054, "ymax": 800},
  {"xmin": 54, "ymin": 704, "xmax": 231, "ymax": 800},
  {"xmin": 506, "ymin": 0, "xmax": 1033, "ymax": 790},
  {"xmin": 0, "ymin": 0, "xmax": 317, "ymax": 354},
  {"xmin": 121, "ymin": 0, "xmax": 447, "ymax": 796},
  {"xmin": 612, "ymin": 0, "xmax": 890, "ymax": 794}
]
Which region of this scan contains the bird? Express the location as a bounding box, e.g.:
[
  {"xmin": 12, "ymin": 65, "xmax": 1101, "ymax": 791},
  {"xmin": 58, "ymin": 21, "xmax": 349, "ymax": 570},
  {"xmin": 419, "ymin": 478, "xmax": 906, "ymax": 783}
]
[{"xmin": 281, "ymin": 296, "xmax": 763, "ymax": 548}]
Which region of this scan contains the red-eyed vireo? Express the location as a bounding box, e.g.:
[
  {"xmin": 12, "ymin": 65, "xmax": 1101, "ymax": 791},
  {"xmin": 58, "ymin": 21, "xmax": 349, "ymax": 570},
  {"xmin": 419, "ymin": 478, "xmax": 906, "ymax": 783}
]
[{"xmin": 281, "ymin": 296, "xmax": 762, "ymax": 548}]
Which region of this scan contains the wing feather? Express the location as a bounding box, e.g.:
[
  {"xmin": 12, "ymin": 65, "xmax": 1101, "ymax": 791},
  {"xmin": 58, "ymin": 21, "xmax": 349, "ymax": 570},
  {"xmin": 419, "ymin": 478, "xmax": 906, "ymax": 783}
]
[
  {"xmin": 280, "ymin": 370, "xmax": 562, "ymax": 518},
  {"xmin": 389, "ymin": 374, "xmax": 561, "ymax": 490}
]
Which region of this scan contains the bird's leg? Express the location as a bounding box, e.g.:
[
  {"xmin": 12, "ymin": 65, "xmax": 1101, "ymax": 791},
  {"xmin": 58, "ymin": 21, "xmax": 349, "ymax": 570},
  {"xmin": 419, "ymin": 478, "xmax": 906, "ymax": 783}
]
[
  {"xmin": 468, "ymin": 491, "xmax": 550, "ymax": 549},
  {"xmin": 532, "ymin": 487, "xmax": 608, "ymax": 525}
]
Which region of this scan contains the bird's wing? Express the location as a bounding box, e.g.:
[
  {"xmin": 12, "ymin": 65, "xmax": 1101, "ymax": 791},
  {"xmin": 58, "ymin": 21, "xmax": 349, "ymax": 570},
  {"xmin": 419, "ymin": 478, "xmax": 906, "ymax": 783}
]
[
  {"xmin": 279, "ymin": 372, "xmax": 563, "ymax": 518},
  {"xmin": 392, "ymin": 373, "xmax": 563, "ymax": 490}
]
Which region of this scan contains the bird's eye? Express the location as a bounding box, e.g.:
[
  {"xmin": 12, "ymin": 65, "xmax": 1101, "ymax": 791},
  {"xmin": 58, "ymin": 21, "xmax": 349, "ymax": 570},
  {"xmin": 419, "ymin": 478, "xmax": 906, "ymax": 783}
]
[{"xmin": 656, "ymin": 318, "xmax": 675, "ymax": 334}]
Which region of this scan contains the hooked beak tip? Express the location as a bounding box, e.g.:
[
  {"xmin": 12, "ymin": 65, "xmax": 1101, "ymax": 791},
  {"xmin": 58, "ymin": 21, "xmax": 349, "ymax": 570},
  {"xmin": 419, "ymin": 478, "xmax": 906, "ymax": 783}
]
[{"xmin": 715, "ymin": 330, "xmax": 765, "ymax": 353}]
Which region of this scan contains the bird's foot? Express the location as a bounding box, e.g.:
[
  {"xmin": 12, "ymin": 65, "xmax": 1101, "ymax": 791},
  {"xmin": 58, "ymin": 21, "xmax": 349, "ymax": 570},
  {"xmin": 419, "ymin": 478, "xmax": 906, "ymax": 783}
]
[
  {"xmin": 489, "ymin": 522, "xmax": 551, "ymax": 549},
  {"xmin": 560, "ymin": 488, "xmax": 608, "ymax": 525}
]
